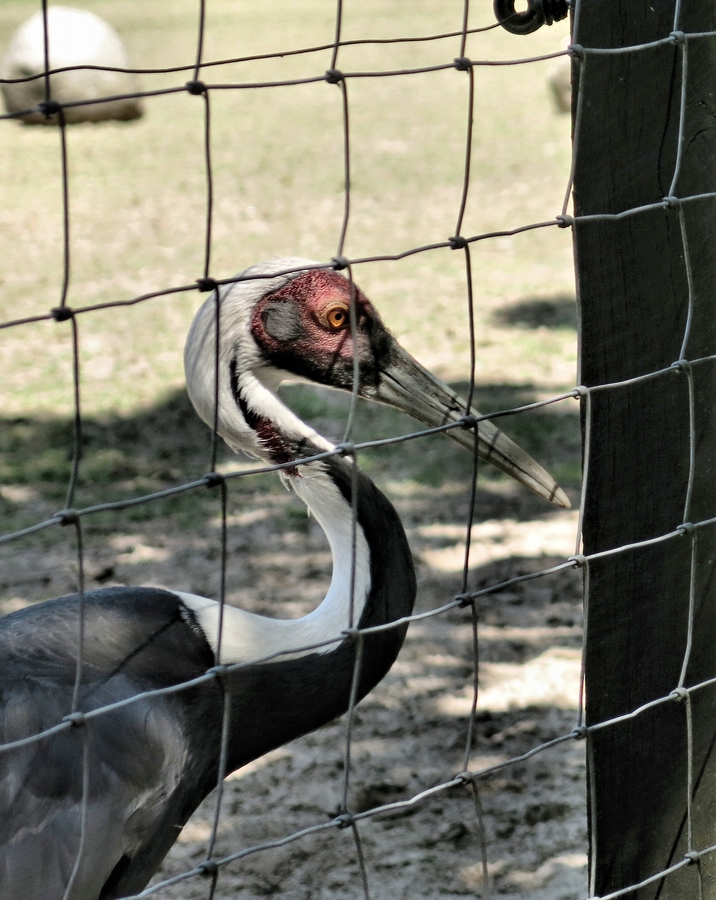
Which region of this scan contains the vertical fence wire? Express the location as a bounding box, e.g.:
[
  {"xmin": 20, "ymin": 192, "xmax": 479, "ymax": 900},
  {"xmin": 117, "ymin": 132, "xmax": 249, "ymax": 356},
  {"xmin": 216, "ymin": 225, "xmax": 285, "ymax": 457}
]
[
  {"xmin": 198, "ymin": 86, "xmax": 214, "ymax": 282},
  {"xmin": 40, "ymin": 0, "xmax": 50, "ymax": 103},
  {"xmin": 56, "ymin": 110, "xmax": 71, "ymax": 310},
  {"xmin": 64, "ymin": 311, "xmax": 82, "ymax": 511},
  {"xmin": 68, "ymin": 514, "xmax": 86, "ymax": 714},
  {"xmin": 61, "ymin": 728, "xmax": 91, "ymax": 900}
]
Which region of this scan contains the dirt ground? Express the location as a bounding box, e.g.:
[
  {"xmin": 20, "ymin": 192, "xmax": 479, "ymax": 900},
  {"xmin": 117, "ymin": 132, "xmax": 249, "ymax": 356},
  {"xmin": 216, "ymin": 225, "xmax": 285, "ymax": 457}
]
[
  {"xmin": 0, "ymin": 382, "xmax": 585, "ymax": 900},
  {"xmin": 152, "ymin": 492, "xmax": 588, "ymax": 900},
  {"xmin": 158, "ymin": 543, "xmax": 587, "ymax": 900}
]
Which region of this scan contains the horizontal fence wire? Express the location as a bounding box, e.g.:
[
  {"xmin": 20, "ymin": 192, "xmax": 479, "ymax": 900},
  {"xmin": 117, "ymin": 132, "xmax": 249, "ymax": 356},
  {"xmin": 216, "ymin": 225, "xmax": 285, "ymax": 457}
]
[{"xmin": 0, "ymin": 0, "xmax": 711, "ymax": 897}]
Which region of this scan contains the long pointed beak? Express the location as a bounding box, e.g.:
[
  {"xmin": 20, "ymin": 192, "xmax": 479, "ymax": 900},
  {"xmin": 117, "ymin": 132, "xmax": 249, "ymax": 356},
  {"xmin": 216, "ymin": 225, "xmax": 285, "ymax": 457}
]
[{"xmin": 368, "ymin": 342, "xmax": 570, "ymax": 509}]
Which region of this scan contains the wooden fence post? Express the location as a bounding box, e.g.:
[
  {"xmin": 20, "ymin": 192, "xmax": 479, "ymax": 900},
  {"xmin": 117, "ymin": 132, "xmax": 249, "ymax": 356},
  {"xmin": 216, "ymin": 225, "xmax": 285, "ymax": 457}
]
[{"xmin": 573, "ymin": 2, "xmax": 716, "ymax": 896}]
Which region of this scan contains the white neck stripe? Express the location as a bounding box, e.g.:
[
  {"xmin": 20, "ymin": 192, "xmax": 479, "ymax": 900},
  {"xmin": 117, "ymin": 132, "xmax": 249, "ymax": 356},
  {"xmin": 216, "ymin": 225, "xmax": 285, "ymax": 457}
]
[{"xmin": 175, "ymin": 465, "xmax": 371, "ymax": 664}]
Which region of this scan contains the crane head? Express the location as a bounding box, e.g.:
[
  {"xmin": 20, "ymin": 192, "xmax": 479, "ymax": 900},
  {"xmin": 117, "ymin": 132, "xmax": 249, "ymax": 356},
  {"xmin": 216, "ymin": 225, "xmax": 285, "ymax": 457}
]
[{"xmin": 184, "ymin": 258, "xmax": 570, "ymax": 508}]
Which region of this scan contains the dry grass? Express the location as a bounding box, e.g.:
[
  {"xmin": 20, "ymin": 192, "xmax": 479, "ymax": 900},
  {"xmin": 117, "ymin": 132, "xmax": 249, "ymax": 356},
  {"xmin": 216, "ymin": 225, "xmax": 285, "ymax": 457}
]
[{"xmin": 0, "ymin": 0, "xmax": 574, "ymax": 419}]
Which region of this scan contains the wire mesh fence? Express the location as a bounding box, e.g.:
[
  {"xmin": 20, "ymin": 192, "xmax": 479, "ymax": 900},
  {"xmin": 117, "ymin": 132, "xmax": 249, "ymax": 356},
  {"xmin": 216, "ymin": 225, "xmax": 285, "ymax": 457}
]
[{"xmin": 2, "ymin": 0, "xmax": 711, "ymax": 898}]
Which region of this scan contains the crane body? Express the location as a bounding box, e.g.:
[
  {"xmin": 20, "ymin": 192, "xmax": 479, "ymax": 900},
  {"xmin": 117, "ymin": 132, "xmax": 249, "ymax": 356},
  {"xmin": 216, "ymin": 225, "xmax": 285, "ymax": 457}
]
[{"xmin": 0, "ymin": 258, "xmax": 567, "ymax": 898}]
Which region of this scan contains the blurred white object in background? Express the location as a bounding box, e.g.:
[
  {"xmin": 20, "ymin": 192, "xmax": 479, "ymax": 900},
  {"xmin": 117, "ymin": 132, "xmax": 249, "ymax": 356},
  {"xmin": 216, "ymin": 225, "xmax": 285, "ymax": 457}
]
[{"xmin": 0, "ymin": 6, "xmax": 143, "ymax": 124}]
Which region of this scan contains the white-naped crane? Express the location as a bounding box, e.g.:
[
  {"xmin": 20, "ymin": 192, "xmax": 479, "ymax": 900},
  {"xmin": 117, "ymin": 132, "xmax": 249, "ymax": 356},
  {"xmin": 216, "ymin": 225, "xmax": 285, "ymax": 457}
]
[{"xmin": 0, "ymin": 258, "xmax": 569, "ymax": 899}]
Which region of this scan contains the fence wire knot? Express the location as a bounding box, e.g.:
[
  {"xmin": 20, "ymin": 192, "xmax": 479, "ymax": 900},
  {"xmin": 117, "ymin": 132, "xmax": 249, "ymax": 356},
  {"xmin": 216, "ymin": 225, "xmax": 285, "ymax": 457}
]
[
  {"xmin": 207, "ymin": 665, "xmax": 229, "ymax": 687},
  {"xmin": 331, "ymin": 255, "xmax": 350, "ymax": 270},
  {"xmin": 670, "ymin": 31, "xmax": 686, "ymax": 45},
  {"xmin": 571, "ymin": 725, "xmax": 588, "ymax": 740},
  {"xmin": 568, "ymin": 554, "xmax": 587, "ymax": 568},
  {"xmin": 455, "ymin": 770, "xmax": 474, "ymax": 785},
  {"xmin": 685, "ymin": 851, "xmax": 701, "ymax": 865},
  {"xmin": 678, "ymin": 522, "xmax": 694, "ymax": 536},
  {"xmin": 449, "ymin": 235, "xmax": 468, "ymax": 250},
  {"xmin": 38, "ymin": 99, "xmax": 62, "ymax": 118},
  {"xmin": 51, "ymin": 306, "xmax": 74, "ymax": 322},
  {"xmin": 199, "ymin": 859, "xmax": 219, "ymax": 878},
  {"xmin": 186, "ymin": 80, "xmax": 207, "ymax": 95},
  {"xmin": 556, "ymin": 214, "xmax": 574, "ymax": 228},
  {"xmin": 56, "ymin": 508, "xmax": 79, "ymax": 526},
  {"xmin": 334, "ymin": 812, "xmax": 354, "ymax": 829},
  {"xmin": 453, "ymin": 56, "xmax": 472, "ymax": 71},
  {"xmin": 670, "ymin": 687, "xmax": 689, "ymax": 702},
  {"xmin": 64, "ymin": 712, "xmax": 86, "ymax": 727},
  {"xmin": 196, "ymin": 277, "xmax": 219, "ymax": 292},
  {"xmin": 203, "ymin": 472, "xmax": 225, "ymax": 489},
  {"xmin": 568, "ymin": 43, "xmax": 584, "ymax": 60},
  {"xmin": 671, "ymin": 359, "xmax": 691, "ymax": 375},
  {"xmin": 325, "ymin": 69, "xmax": 344, "ymax": 84}
]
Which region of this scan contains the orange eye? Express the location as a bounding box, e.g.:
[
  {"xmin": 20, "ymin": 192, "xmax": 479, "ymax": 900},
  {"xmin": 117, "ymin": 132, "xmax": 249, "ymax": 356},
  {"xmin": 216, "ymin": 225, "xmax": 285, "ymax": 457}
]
[{"xmin": 325, "ymin": 306, "xmax": 349, "ymax": 330}]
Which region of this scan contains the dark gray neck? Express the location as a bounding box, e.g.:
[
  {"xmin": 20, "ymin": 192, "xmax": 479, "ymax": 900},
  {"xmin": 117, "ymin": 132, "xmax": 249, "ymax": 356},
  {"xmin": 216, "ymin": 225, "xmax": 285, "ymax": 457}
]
[{"xmin": 218, "ymin": 456, "xmax": 416, "ymax": 772}]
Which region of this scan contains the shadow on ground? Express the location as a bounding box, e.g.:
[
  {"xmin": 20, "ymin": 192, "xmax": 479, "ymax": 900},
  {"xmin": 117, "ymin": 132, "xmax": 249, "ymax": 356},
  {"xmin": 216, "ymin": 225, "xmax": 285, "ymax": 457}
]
[
  {"xmin": 0, "ymin": 382, "xmax": 587, "ymax": 900},
  {"xmin": 0, "ymin": 380, "xmax": 581, "ymax": 610},
  {"xmin": 0, "ymin": 380, "xmax": 581, "ymax": 524},
  {"xmin": 492, "ymin": 294, "xmax": 578, "ymax": 331}
]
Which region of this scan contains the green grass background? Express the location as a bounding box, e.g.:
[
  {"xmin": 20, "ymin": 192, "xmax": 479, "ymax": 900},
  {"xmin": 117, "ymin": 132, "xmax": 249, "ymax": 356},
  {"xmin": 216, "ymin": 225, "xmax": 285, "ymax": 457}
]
[{"xmin": 0, "ymin": 0, "xmax": 579, "ymax": 535}]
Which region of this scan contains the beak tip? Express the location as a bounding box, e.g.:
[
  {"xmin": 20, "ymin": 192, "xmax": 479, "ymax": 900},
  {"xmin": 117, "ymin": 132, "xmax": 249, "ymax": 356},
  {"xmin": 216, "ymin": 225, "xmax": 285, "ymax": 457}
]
[{"xmin": 551, "ymin": 485, "xmax": 571, "ymax": 509}]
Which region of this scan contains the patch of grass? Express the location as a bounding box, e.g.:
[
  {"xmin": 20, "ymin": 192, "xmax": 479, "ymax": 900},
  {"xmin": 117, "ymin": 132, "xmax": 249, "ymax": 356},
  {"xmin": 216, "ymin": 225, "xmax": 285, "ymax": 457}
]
[{"xmin": 0, "ymin": 1, "xmax": 574, "ymax": 420}]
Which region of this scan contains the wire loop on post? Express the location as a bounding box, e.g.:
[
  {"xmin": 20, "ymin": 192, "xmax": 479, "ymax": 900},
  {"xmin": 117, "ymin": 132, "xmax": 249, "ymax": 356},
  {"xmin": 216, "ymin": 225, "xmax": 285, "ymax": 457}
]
[{"xmin": 494, "ymin": 0, "xmax": 570, "ymax": 35}]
